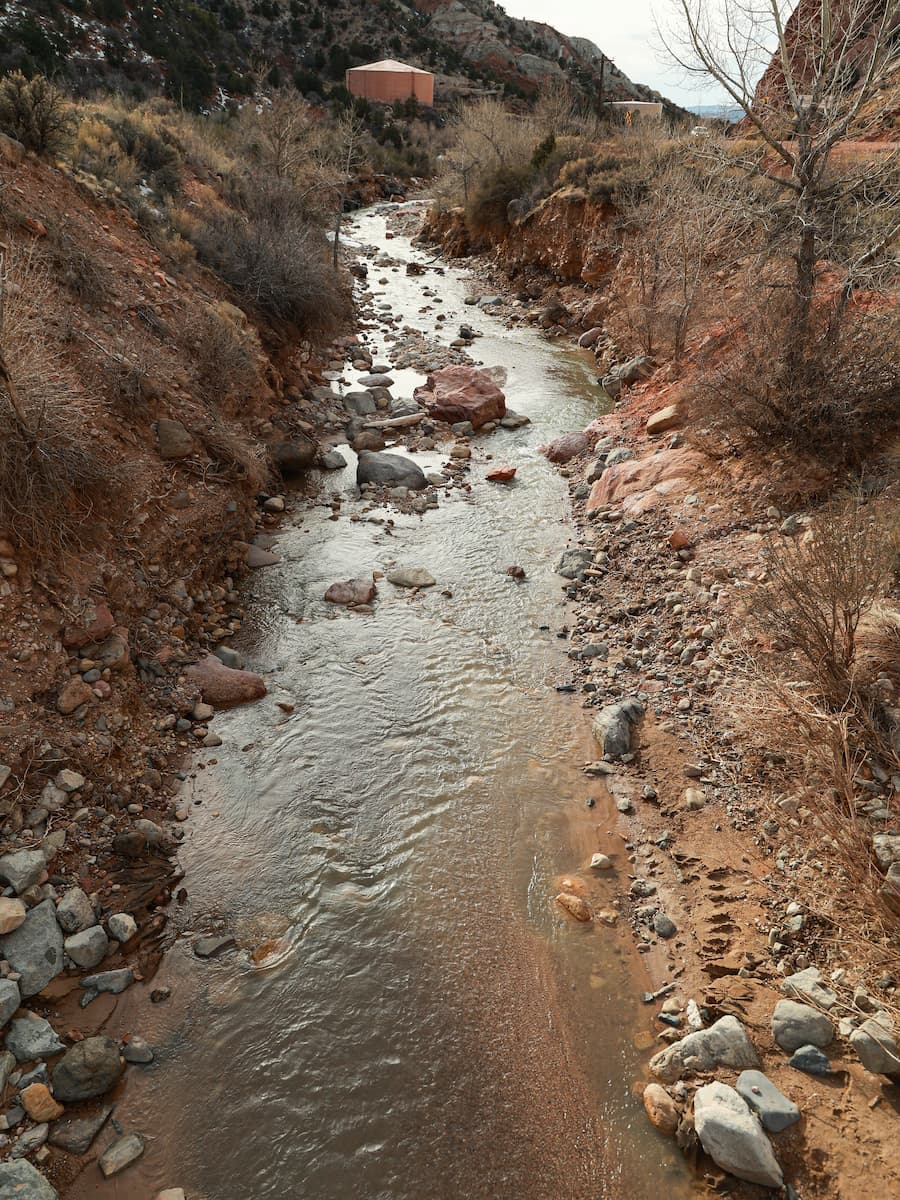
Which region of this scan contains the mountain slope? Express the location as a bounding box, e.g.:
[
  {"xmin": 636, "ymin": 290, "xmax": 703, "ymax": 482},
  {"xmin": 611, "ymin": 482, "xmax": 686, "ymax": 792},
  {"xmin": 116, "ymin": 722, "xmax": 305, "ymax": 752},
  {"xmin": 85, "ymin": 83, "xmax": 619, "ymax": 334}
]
[{"xmin": 0, "ymin": 0, "xmax": 672, "ymax": 109}]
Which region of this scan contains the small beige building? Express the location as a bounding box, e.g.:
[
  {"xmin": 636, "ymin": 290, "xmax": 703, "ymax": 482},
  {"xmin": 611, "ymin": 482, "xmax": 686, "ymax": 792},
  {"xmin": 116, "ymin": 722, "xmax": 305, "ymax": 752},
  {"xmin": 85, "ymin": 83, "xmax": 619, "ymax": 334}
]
[{"xmin": 346, "ymin": 59, "xmax": 434, "ymax": 106}]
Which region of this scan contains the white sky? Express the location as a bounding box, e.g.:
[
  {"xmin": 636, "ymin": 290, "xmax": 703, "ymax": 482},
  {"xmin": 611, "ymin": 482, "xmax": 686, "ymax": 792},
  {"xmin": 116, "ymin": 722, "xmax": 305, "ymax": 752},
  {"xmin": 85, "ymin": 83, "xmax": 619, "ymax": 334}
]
[{"xmin": 500, "ymin": 0, "xmax": 729, "ymax": 106}]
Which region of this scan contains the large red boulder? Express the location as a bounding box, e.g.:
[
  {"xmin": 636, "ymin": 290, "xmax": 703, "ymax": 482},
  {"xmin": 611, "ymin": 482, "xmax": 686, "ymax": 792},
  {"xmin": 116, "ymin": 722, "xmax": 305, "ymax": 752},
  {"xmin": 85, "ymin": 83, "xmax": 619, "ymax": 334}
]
[
  {"xmin": 414, "ymin": 366, "xmax": 506, "ymax": 429},
  {"xmin": 185, "ymin": 654, "xmax": 266, "ymax": 708}
]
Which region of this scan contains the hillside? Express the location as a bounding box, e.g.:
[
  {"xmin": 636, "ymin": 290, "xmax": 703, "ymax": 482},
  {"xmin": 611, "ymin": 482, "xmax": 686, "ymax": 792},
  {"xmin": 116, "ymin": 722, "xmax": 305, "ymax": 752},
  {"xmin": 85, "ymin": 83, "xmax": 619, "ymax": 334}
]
[{"xmin": 0, "ymin": 0, "xmax": 671, "ymax": 109}]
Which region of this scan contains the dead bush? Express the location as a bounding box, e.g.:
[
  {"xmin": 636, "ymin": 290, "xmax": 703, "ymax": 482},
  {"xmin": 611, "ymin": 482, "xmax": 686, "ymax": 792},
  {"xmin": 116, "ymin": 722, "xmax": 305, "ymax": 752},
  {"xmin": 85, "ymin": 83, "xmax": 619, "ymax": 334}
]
[
  {"xmin": 199, "ymin": 422, "xmax": 269, "ymax": 491},
  {"xmin": 0, "ymin": 72, "xmax": 72, "ymax": 154},
  {"xmin": 753, "ymin": 496, "xmax": 899, "ymax": 718},
  {"xmin": 40, "ymin": 227, "xmax": 112, "ymax": 303},
  {"xmin": 0, "ymin": 248, "xmax": 119, "ymax": 554},
  {"xmin": 191, "ymin": 305, "xmax": 259, "ymax": 402},
  {"xmin": 688, "ymin": 300, "xmax": 900, "ymax": 469},
  {"xmin": 189, "ymin": 176, "xmax": 351, "ymax": 337},
  {"xmin": 464, "ymin": 164, "xmax": 532, "ymax": 238}
]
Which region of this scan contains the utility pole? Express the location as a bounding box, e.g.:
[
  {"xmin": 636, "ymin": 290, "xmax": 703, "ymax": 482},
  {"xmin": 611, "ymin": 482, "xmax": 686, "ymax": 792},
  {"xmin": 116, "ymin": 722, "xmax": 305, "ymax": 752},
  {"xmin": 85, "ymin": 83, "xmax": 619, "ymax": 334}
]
[{"xmin": 597, "ymin": 54, "xmax": 605, "ymax": 115}]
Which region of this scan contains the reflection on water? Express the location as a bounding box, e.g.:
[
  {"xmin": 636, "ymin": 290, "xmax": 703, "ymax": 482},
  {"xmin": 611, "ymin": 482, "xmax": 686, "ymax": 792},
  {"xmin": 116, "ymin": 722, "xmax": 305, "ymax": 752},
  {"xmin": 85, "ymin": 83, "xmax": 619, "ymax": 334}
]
[{"xmin": 67, "ymin": 207, "xmax": 696, "ymax": 1200}]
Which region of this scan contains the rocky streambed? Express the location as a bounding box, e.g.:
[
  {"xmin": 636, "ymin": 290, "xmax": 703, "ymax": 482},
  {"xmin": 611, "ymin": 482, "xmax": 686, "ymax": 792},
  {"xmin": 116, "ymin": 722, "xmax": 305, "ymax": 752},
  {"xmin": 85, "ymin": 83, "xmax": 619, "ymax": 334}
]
[{"xmin": 0, "ymin": 202, "xmax": 689, "ymax": 1200}]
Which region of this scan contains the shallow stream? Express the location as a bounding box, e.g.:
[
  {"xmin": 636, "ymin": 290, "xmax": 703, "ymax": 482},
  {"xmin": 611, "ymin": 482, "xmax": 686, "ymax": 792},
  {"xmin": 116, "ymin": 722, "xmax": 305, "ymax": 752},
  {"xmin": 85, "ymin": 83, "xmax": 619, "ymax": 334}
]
[{"xmin": 70, "ymin": 205, "xmax": 695, "ymax": 1200}]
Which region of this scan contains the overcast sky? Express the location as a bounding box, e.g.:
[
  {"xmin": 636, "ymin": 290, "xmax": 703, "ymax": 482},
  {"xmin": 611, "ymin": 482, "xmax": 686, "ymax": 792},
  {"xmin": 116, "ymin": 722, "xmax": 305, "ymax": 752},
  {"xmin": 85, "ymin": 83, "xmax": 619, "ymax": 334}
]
[{"xmin": 500, "ymin": 0, "xmax": 729, "ymax": 106}]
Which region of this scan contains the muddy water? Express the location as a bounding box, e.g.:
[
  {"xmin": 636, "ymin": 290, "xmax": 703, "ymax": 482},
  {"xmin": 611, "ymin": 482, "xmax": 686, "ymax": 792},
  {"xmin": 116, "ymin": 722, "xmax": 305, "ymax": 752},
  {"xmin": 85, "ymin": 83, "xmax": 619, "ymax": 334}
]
[{"xmin": 70, "ymin": 207, "xmax": 695, "ymax": 1200}]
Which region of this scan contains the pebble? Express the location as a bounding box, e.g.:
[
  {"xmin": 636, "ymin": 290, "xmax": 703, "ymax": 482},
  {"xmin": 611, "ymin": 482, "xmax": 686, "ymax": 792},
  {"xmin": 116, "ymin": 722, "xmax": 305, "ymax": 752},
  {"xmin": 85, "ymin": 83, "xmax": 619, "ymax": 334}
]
[{"xmin": 99, "ymin": 1132, "xmax": 145, "ymax": 1177}]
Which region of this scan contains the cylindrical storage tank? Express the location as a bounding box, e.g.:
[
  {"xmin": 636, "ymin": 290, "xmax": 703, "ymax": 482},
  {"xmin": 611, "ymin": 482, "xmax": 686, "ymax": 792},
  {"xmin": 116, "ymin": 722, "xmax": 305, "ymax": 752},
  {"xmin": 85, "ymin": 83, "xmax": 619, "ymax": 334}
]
[{"xmin": 346, "ymin": 60, "xmax": 434, "ymax": 106}]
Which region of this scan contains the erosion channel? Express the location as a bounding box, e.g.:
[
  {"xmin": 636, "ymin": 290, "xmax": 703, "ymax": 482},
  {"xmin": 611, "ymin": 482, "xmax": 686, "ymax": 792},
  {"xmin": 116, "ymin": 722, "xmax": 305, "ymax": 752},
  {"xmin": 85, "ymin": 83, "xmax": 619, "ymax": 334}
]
[{"xmin": 71, "ymin": 204, "xmax": 697, "ymax": 1200}]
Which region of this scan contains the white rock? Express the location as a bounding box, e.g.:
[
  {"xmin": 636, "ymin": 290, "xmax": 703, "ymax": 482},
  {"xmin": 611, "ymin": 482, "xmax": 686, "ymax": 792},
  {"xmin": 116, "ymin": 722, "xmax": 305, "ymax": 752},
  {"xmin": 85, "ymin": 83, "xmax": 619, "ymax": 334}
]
[
  {"xmin": 693, "ymin": 1081, "xmax": 783, "ymax": 1188},
  {"xmin": 107, "ymin": 913, "xmax": 138, "ymax": 943}
]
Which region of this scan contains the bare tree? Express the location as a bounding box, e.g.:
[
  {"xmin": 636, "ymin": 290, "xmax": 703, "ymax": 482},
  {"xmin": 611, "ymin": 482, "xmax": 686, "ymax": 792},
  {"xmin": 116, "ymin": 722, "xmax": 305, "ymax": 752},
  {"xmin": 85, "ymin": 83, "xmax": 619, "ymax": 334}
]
[
  {"xmin": 331, "ymin": 110, "xmax": 366, "ymax": 269},
  {"xmin": 662, "ymin": 0, "xmax": 900, "ymax": 348}
]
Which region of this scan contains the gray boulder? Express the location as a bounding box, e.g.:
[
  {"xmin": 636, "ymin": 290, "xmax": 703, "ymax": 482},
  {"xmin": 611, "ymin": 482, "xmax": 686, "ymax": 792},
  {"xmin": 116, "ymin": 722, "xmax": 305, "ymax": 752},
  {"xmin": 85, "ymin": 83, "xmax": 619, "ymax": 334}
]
[
  {"xmin": 99, "ymin": 1132, "xmax": 145, "ymax": 1178},
  {"xmin": 319, "ymin": 450, "xmax": 347, "ymax": 471},
  {"xmin": 0, "ymin": 978, "xmax": 19, "ymax": 1027},
  {"xmin": 0, "ymin": 851, "xmax": 45, "ymax": 895},
  {"xmin": 556, "ymin": 548, "xmax": 593, "ymax": 580},
  {"xmin": 80, "ymin": 968, "xmax": 134, "ymax": 996},
  {"xmin": 693, "ymin": 1081, "xmax": 783, "ymax": 1188},
  {"xmin": 271, "ymin": 437, "xmax": 318, "ymax": 476},
  {"xmin": 736, "ymin": 1070, "xmax": 800, "ymax": 1133},
  {"xmin": 55, "ymin": 887, "xmax": 95, "ymax": 934},
  {"xmin": 64, "ymin": 925, "xmax": 108, "ymax": 969},
  {"xmin": 849, "ymin": 1017, "xmax": 900, "ymax": 1077},
  {"xmin": 0, "ymin": 1160, "xmax": 58, "ymax": 1199},
  {"xmin": 780, "ymin": 966, "xmax": 837, "ymax": 1010},
  {"xmin": 0, "ymin": 900, "xmax": 64, "ymax": 996},
  {"xmin": 6, "ymin": 1014, "xmax": 64, "ymax": 1062},
  {"xmin": 389, "ymin": 397, "xmax": 421, "ymax": 418},
  {"xmin": 650, "ymin": 1015, "xmax": 760, "ymax": 1083},
  {"xmin": 48, "ymin": 1105, "xmax": 112, "ymax": 1154},
  {"xmin": 356, "ymin": 450, "xmax": 427, "ymax": 491},
  {"xmin": 872, "ymin": 832, "xmax": 900, "ymax": 870},
  {"xmin": 605, "ymin": 446, "xmax": 634, "ymax": 468},
  {"xmin": 592, "ymin": 698, "xmax": 644, "ymax": 759},
  {"xmin": 772, "ymin": 999, "xmax": 834, "ymax": 1052},
  {"xmin": 343, "ymin": 390, "xmax": 377, "ymax": 416},
  {"xmin": 51, "ymin": 1036, "xmax": 123, "ymax": 1102}
]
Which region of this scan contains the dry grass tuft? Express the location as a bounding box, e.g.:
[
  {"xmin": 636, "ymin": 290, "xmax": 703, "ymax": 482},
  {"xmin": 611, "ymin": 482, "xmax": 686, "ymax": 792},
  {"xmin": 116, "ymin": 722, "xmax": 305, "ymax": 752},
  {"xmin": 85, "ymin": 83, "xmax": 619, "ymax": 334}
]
[{"xmin": 0, "ymin": 246, "xmax": 119, "ymax": 555}]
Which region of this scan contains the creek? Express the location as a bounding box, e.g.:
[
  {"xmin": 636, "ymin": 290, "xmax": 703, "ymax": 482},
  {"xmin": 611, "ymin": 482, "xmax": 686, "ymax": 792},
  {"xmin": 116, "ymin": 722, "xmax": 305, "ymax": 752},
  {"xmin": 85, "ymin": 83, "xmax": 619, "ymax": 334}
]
[{"xmin": 70, "ymin": 204, "xmax": 696, "ymax": 1200}]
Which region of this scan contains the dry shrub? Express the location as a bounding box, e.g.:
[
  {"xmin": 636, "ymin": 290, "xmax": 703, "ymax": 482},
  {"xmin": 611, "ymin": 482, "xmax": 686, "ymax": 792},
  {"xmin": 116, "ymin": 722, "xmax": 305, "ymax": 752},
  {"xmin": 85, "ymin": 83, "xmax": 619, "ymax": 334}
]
[
  {"xmin": 688, "ymin": 298, "xmax": 900, "ymax": 469},
  {"xmin": 0, "ymin": 72, "xmax": 72, "ymax": 154},
  {"xmin": 190, "ymin": 177, "xmax": 351, "ymax": 337},
  {"xmin": 40, "ymin": 226, "xmax": 112, "ymax": 303},
  {"xmin": 0, "ymin": 247, "xmax": 119, "ymax": 555},
  {"xmin": 464, "ymin": 164, "xmax": 532, "ymax": 238},
  {"xmin": 191, "ymin": 304, "xmax": 260, "ymax": 402},
  {"xmin": 198, "ymin": 422, "xmax": 269, "ymax": 491},
  {"xmin": 754, "ymin": 496, "xmax": 899, "ymax": 717}
]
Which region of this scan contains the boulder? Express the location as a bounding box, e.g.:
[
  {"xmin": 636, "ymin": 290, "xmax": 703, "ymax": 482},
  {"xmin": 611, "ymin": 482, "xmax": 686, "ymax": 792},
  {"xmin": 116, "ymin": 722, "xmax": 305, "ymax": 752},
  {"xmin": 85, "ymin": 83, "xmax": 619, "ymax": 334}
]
[
  {"xmin": 0, "ymin": 1161, "xmax": 58, "ymax": 1199},
  {"xmin": 185, "ymin": 654, "xmax": 266, "ymax": 708},
  {"xmin": 642, "ymin": 1083, "xmax": 680, "ymax": 1135},
  {"xmin": 6, "ymin": 1013, "xmax": 63, "ymax": 1061},
  {"xmin": 271, "ymin": 436, "xmax": 318, "ymax": 476},
  {"xmin": 541, "ymin": 431, "xmax": 592, "ymax": 464},
  {"xmin": 107, "ymin": 913, "xmax": 137, "ymax": 943},
  {"xmin": 693, "ymin": 1081, "xmax": 783, "ymax": 1189},
  {"xmin": 62, "ymin": 601, "xmax": 115, "ymax": 649},
  {"xmin": 872, "ymin": 832, "xmax": 900, "ymax": 870},
  {"xmin": 0, "ymin": 978, "xmax": 20, "ymax": 1027},
  {"xmin": 0, "ymin": 897, "xmax": 26, "ymax": 935},
  {"xmin": 780, "ymin": 967, "xmax": 837, "ymax": 1010},
  {"xmin": 21, "ymin": 1084, "xmax": 64, "ymax": 1123},
  {"xmin": 415, "ymin": 365, "xmax": 506, "ymax": 429},
  {"xmin": 99, "ymin": 1132, "xmax": 145, "ymax": 1178},
  {"xmin": 485, "ymin": 465, "xmax": 516, "ymax": 482},
  {"xmin": 0, "ymin": 900, "xmax": 64, "ymax": 997},
  {"xmin": 578, "ymin": 326, "xmax": 604, "ymax": 348},
  {"xmin": 556, "ymin": 893, "xmax": 591, "ymax": 921},
  {"xmin": 80, "ymin": 968, "xmax": 135, "ymax": 996},
  {"xmin": 386, "ymin": 568, "xmax": 436, "ymax": 589},
  {"xmin": 0, "ymin": 851, "xmax": 45, "ymax": 895},
  {"xmin": 48, "ymin": 1105, "xmax": 112, "ymax": 1154},
  {"xmin": 343, "ymin": 390, "xmax": 377, "ymax": 416},
  {"xmin": 736, "ymin": 1070, "xmax": 800, "ymax": 1133},
  {"xmin": 156, "ymin": 419, "xmax": 193, "ymax": 459},
  {"xmin": 556, "ymin": 548, "xmax": 593, "ymax": 580},
  {"xmin": 650, "ymin": 1015, "xmax": 760, "ymax": 1083},
  {"xmin": 320, "ymin": 450, "xmax": 347, "ymax": 470},
  {"xmin": 849, "ymin": 1017, "xmax": 900, "ymax": 1077},
  {"xmin": 51, "ymin": 1036, "xmax": 123, "ymax": 1102},
  {"xmin": 880, "ymin": 862, "xmax": 900, "ymax": 916},
  {"xmin": 55, "ymin": 887, "xmax": 95, "ymax": 934},
  {"xmin": 356, "ymin": 450, "xmax": 427, "ymax": 491},
  {"xmin": 586, "ymin": 448, "xmax": 704, "ymax": 513},
  {"xmin": 646, "ymin": 405, "xmax": 681, "ymax": 435},
  {"xmin": 324, "ymin": 578, "xmax": 377, "ymax": 606},
  {"xmin": 358, "ymin": 374, "xmax": 394, "ymax": 388},
  {"xmin": 352, "ymin": 431, "xmax": 386, "ymax": 453},
  {"xmin": 772, "ymin": 999, "xmax": 833, "ymax": 1052},
  {"xmin": 64, "ymin": 925, "xmax": 108, "ymax": 969},
  {"xmin": 592, "ymin": 698, "xmax": 644, "ymax": 759},
  {"xmin": 56, "ymin": 678, "xmax": 93, "ymax": 715},
  {"xmin": 789, "ymin": 1044, "xmax": 831, "ymax": 1074}
]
